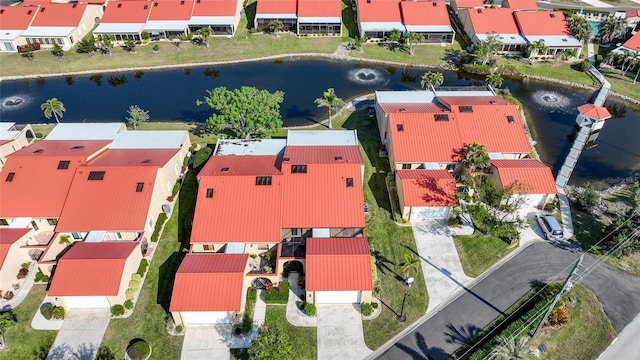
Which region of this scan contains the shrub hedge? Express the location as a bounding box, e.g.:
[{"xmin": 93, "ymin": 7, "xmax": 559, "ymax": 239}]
[
  {"xmin": 304, "ymin": 303, "xmax": 316, "ymax": 316},
  {"xmin": 111, "ymin": 304, "xmax": 125, "ymax": 316}
]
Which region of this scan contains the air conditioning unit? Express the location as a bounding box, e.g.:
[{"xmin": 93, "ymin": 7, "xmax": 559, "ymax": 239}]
[{"xmin": 162, "ymin": 204, "xmax": 172, "ymax": 214}]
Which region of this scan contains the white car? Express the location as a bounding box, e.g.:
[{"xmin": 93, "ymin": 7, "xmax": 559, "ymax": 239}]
[{"xmin": 535, "ymin": 212, "xmax": 564, "ymax": 241}]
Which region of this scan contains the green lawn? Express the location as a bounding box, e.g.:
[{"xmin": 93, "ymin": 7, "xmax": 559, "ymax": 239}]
[
  {"xmin": 266, "ymin": 306, "xmax": 317, "ymax": 360},
  {"xmin": 529, "ymin": 284, "xmax": 616, "ymax": 360},
  {"xmin": 350, "ymin": 39, "xmax": 464, "ymax": 66},
  {"xmin": 453, "ymin": 234, "xmax": 515, "ymax": 278},
  {"xmin": 0, "ymin": 285, "xmax": 57, "ymax": 360}
]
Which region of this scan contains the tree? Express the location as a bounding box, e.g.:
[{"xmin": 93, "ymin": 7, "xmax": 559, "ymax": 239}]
[
  {"xmin": 314, "ymin": 88, "xmax": 345, "ymax": 129},
  {"xmin": 490, "ymin": 336, "xmax": 536, "ymax": 360},
  {"xmin": 388, "ymin": 28, "xmax": 403, "ymax": 46},
  {"xmin": 124, "ymin": 40, "xmax": 137, "ymax": 53},
  {"xmin": 400, "ymin": 253, "xmax": 421, "ymax": 280},
  {"xmin": 474, "ymin": 33, "xmax": 502, "ymax": 65},
  {"xmin": 51, "ymin": 43, "xmax": 64, "ymax": 59},
  {"xmin": 0, "ymin": 311, "xmax": 16, "ymax": 348},
  {"xmin": 462, "ymin": 142, "xmax": 490, "ymax": 172},
  {"xmin": 76, "ymin": 37, "xmax": 95, "ymax": 55},
  {"xmin": 40, "ymin": 98, "xmax": 66, "ymax": 123},
  {"xmin": 21, "ymin": 48, "xmax": 34, "ymax": 61},
  {"xmin": 269, "ymin": 20, "xmax": 283, "ymax": 34},
  {"xmin": 420, "ymin": 71, "xmax": 444, "ymax": 90},
  {"xmin": 628, "ymin": 52, "xmax": 640, "ymax": 83},
  {"xmin": 196, "ymin": 86, "xmax": 284, "ymax": 139},
  {"xmin": 599, "ymin": 16, "xmax": 628, "ymax": 44},
  {"xmin": 406, "ymin": 32, "xmax": 424, "ymax": 56},
  {"xmin": 527, "ymin": 39, "xmax": 548, "ymax": 62},
  {"xmin": 485, "ymin": 73, "xmax": 503, "ymax": 88},
  {"xmin": 567, "ymin": 15, "xmax": 592, "ymax": 45},
  {"xmin": 248, "ymin": 325, "xmax": 294, "ymax": 360},
  {"xmin": 97, "ymin": 34, "xmax": 115, "ymax": 55},
  {"xmin": 196, "ymin": 26, "xmax": 212, "ymax": 48},
  {"xmin": 126, "ymin": 105, "xmax": 150, "ymax": 130}
]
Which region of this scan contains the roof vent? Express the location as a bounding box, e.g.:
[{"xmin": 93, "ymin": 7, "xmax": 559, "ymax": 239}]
[
  {"xmin": 283, "ymin": 157, "xmax": 290, "ymax": 161},
  {"xmin": 180, "ymin": 0, "xmax": 184, "ymax": 4},
  {"xmin": 292, "ymin": 164, "xmax": 307, "ymax": 174},
  {"xmin": 33, "ymin": 149, "xmax": 44, "ymax": 153},
  {"xmin": 141, "ymin": 159, "xmax": 151, "ymax": 163},
  {"xmin": 550, "ymin": 13, "xmax": 556, "ymax": 18},
  {"xmin": 221, "ymin": 167, "xmax": 229, "ymax": 172},
  {"xmin": 27, "ymin": 9, "xmax": 32, "ymax": 14},
  {"xmin": 477, "ymin": 8, "xmax": 482, "ymax": 13},
  {"xmin": 197, "ymin": 0, "xmax": 200, "ymax": 3},
  {"xmin": 397, "ymin": 124, "xmax": 404, "ymax": 132},
  {"xmin": 256, "ymin": 176, "xmax": 272, "ymax": 186},
  {"xmin": 136, "ymin": 182, "xmax": 144, "ymax": 192},
  {"xmin": 0, "ymin": 9, "xmax": 4, "ymax": 14},
  {"xmin": 206, "ymin": 188, "xmax": 214, "ymax": 198},
  {"xmin": 71, "ymin": 145, "xmax": 84, "ymax": 150},
  {"xmin": 399, "ymin": 108, "xmax": 407, "ymax": 112},
  {"xmin": 6, "ymin": 172, "xmax": 15, "ymax": 182},
  {"xmin": 335, "ymin": 156, "xmax": 343, "ymax": 161},
  {"xmin": 117, "ymin": 3, "xmax": 122, "ymax": 7},
  {"xmin": 72, "ymin": 3, "xmax": 77, "ymax": 7},
  {"xmin": 507, "ymin": 115, "xmax": 515, "ymax": 123},
  {"xmin": 489, "ymin": 100, "xmax": 497, "ymax": 104},
  {"xmin": 561, "ymin": 38, "xmax": 568, "ymax": 42},
  {"xmin": 40, "ymin": 7, "xmax": 45, "ymax": 12},
  {"xmin": 435, "ymin": 114, "xmax": 449, "ymax": 121},
  {"xmin": 432, "ymin": 1, "xmax": 437, "ymax": 6},
  {"xmin": 459, "ymin": 106, "xmax": 473, "ymax": 113},
  {"xmin": 144, "ymin": 4, "xmax": 148, "ymax": 9},
  {"xmin": 367, "ymin": 0, "xmax": 371, "ymax": 3},
  {"xmin": 154, "ymin": 2, "xmax": 158, "ymax": 6}
]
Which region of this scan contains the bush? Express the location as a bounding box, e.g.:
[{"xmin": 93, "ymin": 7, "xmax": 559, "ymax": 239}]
[
  {"xmin": 243, "ymin": 287, "xmax": 257, "ymax": 334},
  {"xmin": 3, "ymin": 291, "xmax": 14, "ymax": 300},
  {"xmin": 152, "ymin": 44, "xmax": 159, "ymax": 52},
  {"xmin": 128, "ymin": 339, "xmax": 151, "ymax": 360},
  {"xmin": 41, "ymin": 303, "xmax": 54, "ymax": 320},
  {"xmin": 577, "ymin": 59, "xmax": 591, "ymax": 72},
  {"xmin": 571, "ymin": 183, "xmax": 600, "ymax": 212},
  {"xmin": 151, "ymin": 212, "xmax": 168, "ymax": 242},
  {"xmin": 448, "ymin": 216, "xmax": 461, "ymax": 227},
  {"xmin": 372, "ymin": 302, "xmax": 379, "ymax": 309},
  {"xmin": 111, "ymin": 304, "xmax": 125, "ymax": 316},
  {"xmin": 171, "ymin": 178, "xmax": 182, "ymax": 198},
  {"xmin": 21, "ymin": 262, "xmax": 30, "ymax": 270},
  {"xmin": 126, "ymin": 288, "xmax": 136, "ymax": 301},
  {"xmin": 175, "ymin": 325, "xmax": 183, "ymax": 333},
  {"xmin": 549, "ymin": 305, "xmax": 570, "ymax": 326},
  {"xmin": 124, "ymin": 300, "xmax": 134, "ymax": 310},
  {"xmin": 543, "ymin": 201, "xmax": 557, "ymax": 212},
  {"xmin": 18, "ymin": 42, "xmax": 41, "ymax": 52},
  {"xmin": 136, "ymin": 259, "xmax": 149, "ymax": 276},
  {"xmin": 462, "ymin": 63, "xmax": 491, "ymax": 75},
  {"xmin": 52, "ymin": 306, "xmax": 65, "ymax": 319},
  {"xmin": 303, "ymin": 303, "xmax": 316, "ymax": 316},
  {"xmin": 35, "ymin": 268, "xmax": 50, "ymax": 283},
  {"xmin": 361, "ymin": 303, "xmax": 373, "ymax": 316},
  {"xmin": 17, "ymin": 268, "xmax": 29, "ymax": 279}
]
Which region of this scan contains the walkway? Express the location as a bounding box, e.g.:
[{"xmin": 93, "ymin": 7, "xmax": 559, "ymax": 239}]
[
  {"xmin": 557, "ymin": 188, "xmax": 575, "ymax": 239},
  {"xmin": 46, "ymin": 308, "xmax": 111, "ymax": 360},
  {"xmin": 286, "ymin": 273, "xmax": 317, "ymax": 327},
  {"xmin": 598, "ymin": 312, "xmax": 640, "ymax": 360},
  {"xmin": 317, "ymin": 304, "xmax": 372, "ymax": 360},
  {"xmin": 410, "ymin": 220, "xmax": 473, "ymax": 313}
]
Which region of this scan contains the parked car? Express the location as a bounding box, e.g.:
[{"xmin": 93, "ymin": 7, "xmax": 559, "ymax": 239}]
[{"xmin": 535, "ymin": 212, "xmax": 564, "ymax": 241}]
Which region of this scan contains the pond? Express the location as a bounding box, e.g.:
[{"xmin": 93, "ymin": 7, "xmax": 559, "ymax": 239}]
[{"xmin": 1, "ymin": 58, "xmax": 638, "ymax": 187}]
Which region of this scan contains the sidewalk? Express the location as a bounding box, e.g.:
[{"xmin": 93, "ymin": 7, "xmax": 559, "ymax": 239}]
[{"xmin": 557, "ymin": 188, "xmax": 575, "ymax": 239}]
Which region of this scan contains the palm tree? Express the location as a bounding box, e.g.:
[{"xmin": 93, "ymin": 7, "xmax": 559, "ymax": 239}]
[
  {"xmin": 269, "ymin": 20, "xmax": 283, "ymax": 35},
  {"xmin": 406, "ymin": 32, "xmax": 424, "ymax": 56},
  {"xmin": 630, "ymin": 53, "xmax": 640, "ymax": 84},
  {"xmin": 420, "ymin": 71, "xmax": 444, "ymax": 90},
  {"xmin": 400, "ymin": 253, "xmax": 421, "ymax": 280},
  {"xmin": 527, "ymin": 40, "xmax": 548, "ymax": 62},
  {"xmin": 314, "ymin": 88, "xmax": 345, "ymax": 129},
  {"xmin": 567, "ymin": 15, "xmax": 592, "ymax": 46},
  {"xmin": 486, "ymin": 73, "xmax": 503, "ymax": 88},
  {"xmin": 599, "ymin": 16, "xmax": 628, "ymax": 44},
  {"xmin": 490, "ymin": 336, "xmax": 536, "ymax": 360},
  {"xmin": 40, "ymin": 98, "xmax": 66, "ymax": 123},
  {"xmin": 462, "ymin": 142, "xmax": 490, "ymax": 172},
  {"xmin": 197, "ymin": 26, "xmax": 212, "ymax": 48}
]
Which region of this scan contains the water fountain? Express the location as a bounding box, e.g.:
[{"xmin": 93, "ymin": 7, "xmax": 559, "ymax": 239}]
[
  {"xmin": 530, "ymin": 90, "xmax": 572, "ymax": 109},
  {"xmin": 0, "ymin": 94, "xmax": 32, "ymax": 111},
  {"xmin": 347, "ymin": 67, "xmax": 390, "ymax": 86}
]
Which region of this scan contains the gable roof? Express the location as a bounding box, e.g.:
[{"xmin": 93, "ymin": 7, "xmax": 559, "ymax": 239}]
[
  {"xmin": 305, "ymin": 237, "xmax": 372, "ymax": 291},
  {"xmin": 283, "ymin": 146, "xmax": 364, "ymax": 165},
  {"xmin": 397, "ymin": 170, "xmax": 457, "ymax": 207},
  {"xmin": 357, "ymin": 0, "xmax": 402, "ymax": 23},
  {"xmin": 192, "ymin": 0, "xmax": 238, "ymax": 16},
  {"xmin": 148, "ymin": 0, "xmax": 195, "ymax": 21},
  {"xmin": 491, "ymin": 159, "xmax": 557, "ymax": 194},
  {"xmin": 622, "ymin": 31, "xmax": 640, "ymax": 52},
  {"xmin": 0, "ymin": 141, "xmax": 111, "ymax": 218},
  {"xmin": 466, "ymin": 8, "xmax": 520, "ymax": 35},
  {"xmin": 513, "ymin": 11, "xmax": 572, "ymax": 36},
  {"xmin": 0, "ymin": 5, "xmax": 39, "ymax": 30},
  {"xmin": 170, "ymin": 253, "xmax": 248, "ymax": 312},
  {"xmin": 199, "ymin": 155, "xmax": 282, "ymax": 176},
  {"xmin": 55, "ymin": 166, "xmax": 158, "ymax": 232},
  {"xmin": 400, "ymin": 1, "xmax": 450, "ymax": 26},
  {"xmin": 502, "ymin": 0, "xmax": 537, "ymax": 10},
  {"xmin": 100, "ymin": 1, "xmax": 153, "ymax": 24},
  {"xmin": 297, "ymin": 0, "xmax": 342, "ymax": 18},
  {"xmin": 30, "ymin": 3, "xmax": 88, "ymax": 27},
  {"xmin": 48, "ymin": 241, "xmax": 138, "ymax": 296},
  {"xmin": 0, "ymin": 228, "xmax": 31, "ymax": 269},
  {"xmin": 453, "ymin": 0, "xmax": 483, "ymax": 9},
  {"xmin": 577, "ymin": 104, "xmax": 612, "ymax": 120},
  {"xmin": 256, "ymin": 0, "xmax": 297, "ymax": 15},
  {"xmin": 87, "ymin": 149, "xmax": 178, "ymax": 167}
]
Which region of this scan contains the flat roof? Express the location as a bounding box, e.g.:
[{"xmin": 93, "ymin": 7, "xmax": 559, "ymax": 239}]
[
  {"xmin": 109, "ymin": 130, "xmax": 188, "ymax": 149},
  {"xmin": 286, "ymin": 129, "xmax": 358, "ymax": 146},
  {"xmin": 94, "ymin": 23, "xmax": 146, "ymax": 34},
  {"xmin": 20, "ymin": 26, "xmax": 76, "ymax": 37},
  {"xmin": 46, "ymin": 123, "xmax": 126, "ymax": 140},
  {"xmin": 214, "ymin": 139, "xmax": 286, "ymax": 155},
  {"xmin": 376, "ymin": 90, "xmax": 437, "ymax": 104}
]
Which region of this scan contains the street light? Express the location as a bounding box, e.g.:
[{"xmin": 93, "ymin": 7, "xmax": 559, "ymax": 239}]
[{"xmin": 397, "ymin": 291, "xmax": 410, "ymax": 322}]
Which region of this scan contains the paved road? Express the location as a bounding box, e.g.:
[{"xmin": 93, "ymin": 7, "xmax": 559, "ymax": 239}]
[{"xmin": 376, "ymin": 242, "xmax": 640, "ymax": 360}]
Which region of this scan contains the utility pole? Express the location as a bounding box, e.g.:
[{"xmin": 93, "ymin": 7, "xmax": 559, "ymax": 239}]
[
  {"xmin": 397, "ymin": 292, "xmax": 410, "ymax": 322},
  {"xmin": 532, "ymin": 254, "xmax": 584, "ymax": 338}
]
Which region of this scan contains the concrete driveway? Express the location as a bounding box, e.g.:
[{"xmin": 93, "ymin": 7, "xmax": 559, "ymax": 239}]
[
  {"xmin": 46, "ymin": 308, "xmax": 111, "ymax": 360},
  {"xmin": 317, "ymin": 304, "xmax": 372, "ymax": 360},
  {"xmin": 181, "ymin": 324, "xmax": 232, "ymax": 360},
  {"xmin": 411, "ymin": 220, "xmax": 474, "ymax": 312}
]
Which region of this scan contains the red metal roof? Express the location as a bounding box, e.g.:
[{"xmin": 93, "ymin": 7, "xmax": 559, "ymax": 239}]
[
  {"xmin": 48, "ymin": 241, "xmax": 138, "ymax": 296},
  {"xmin": 0, "ymin": 5, "xmax": 39, "ymax": 30},
  {"xmin": 170, "ymin": 253, "xmax": 248, "ymax": 311},
  {"xmin": 388, "ymin": 103, "xmax": 531, "ymax": 163},
  {"xmin": 437, "ymin": 96, "xmax": 510, "ymax": 106},
  {"xmin": 306, "ymin": 237, "xmax": 372, "ymax": 291},
  {"xmin": 400, "ymin": 1, "xmax": 450, "ymax": 26},
  {"xmin": 199, "ymin": 155, "xmax": 282, "ymax": 176},
  {"xmin": 502, "ymin": 0, "xmax": 537, "ymax": 10},
  {"xmin": 626, "ymin": 10, "xmax": 640, "ymax": 18},
  {"xmin": 0, "ymin": 228, "xmax": 31, "ymax": 269},
  {"xmin": 491, "ymin": 159, "xmax": 557, "ymax": 194},
  {"xmin": 577, "ymin": 104, "xmax": 612, "ymax": 120},
  {"xmin": 149, "ymin": 0, "xmax": 195, "ymax": 21},
  {"xmin": 379, "ymin": 102, "xmax": 446, "ymax": 113},
  {"xmin": 0, "ymin": 141, "xmax": 111, "ymax": 218},
  {"xmin": 513, "ymin": 11, "xmax": 571, "ymax": 36},
  {"xmin": 101, "ymin": 1, "xmax": 153, "ymax": 24},
  {"xmin": 55, "ymin": 166, "xmax": 158, "ymax": 232},
  {"xmin": 190, "ymin": 173, "xmax": 283, "ymax": 243},
  {"xmin": 357, "ymin": 0, "xmax": 402, "ymax": 23},
  {"xmin": 453, "ymin": 0, "xmax": 483, "ymax": 8},
  {"xmin": 30, "ymin": 3, "xmax": 88, "ymax": 27},
  {"xmin": 297, "ymin": 0, "xmax": 342, "ymax": 17},
  {"xmin": 192, "ymin": 0, "xmax": 237, "ymax": 16},
  {"xmin": 622, "ymin": 31, "xmax": 640, "ymax": 52},
  {"xmin": 466, "ymin": 8, "xmax": 520, "ymax": 35},
  {"xmin": 283, "ymin": 146, "xmax": 363, "ymax": 165},
  {"xmin": 88, "ymin": 149, "xmax": 178, "ymax": 167},
  {"xmin": 256, "ymin": 0, "xmax": 297, "ymax": 15},
  {"xmin": 282, "ymin": 163, "xmax": 365, "ymax": 228},
  {"xmin": 396, "ymin": 170, "xmax": 457, "ymax": 207}
]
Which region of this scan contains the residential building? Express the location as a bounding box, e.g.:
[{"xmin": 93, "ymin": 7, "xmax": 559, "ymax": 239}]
[
  {"xmin": 487, "ymin": 159, "xmax": 557, "ymax": 207},
  {"xmin": 399, "ymin": 1, "xmax": 454, "ymax": 44},
  {"xmin": 189, "ymin": 0, "xmax": 244, "ymax": 36},
  {"xmin": 0, "ymin": 122, "xmax": 36, "ymax": 167},
  {"xmin": 356, "ymin": 0, "xmax": 404, "ymax": 39},
  {"xmin": 0, "ymin": 228, "xmax": 36, "ymax": 295},
  {"xmin": 93, "ymin": 1, "xmax": 154, "ymax": 42},
  {"xmin": 513, "ymin": 11, "xmax": 582, "ymax": 57},
  {"xmin": 297, "ymin": 0, "xmax": 342, "ymax": 36},
  {"xmin": 144, "ymin": 0, "xmax": 195, "ymax": 39},
  {"xmin": 449, "ymin": 0, "xmax": 483, "ymax": 14},
  {"xmin": 614, "ymin": 31, "xmax": 640, "ymax": 55},
  {"xmin": 255, "ymin": 0, "xmax": 298, "ymax": 31},
  {"xmin": 0, "ymin": 5, "xmax": 39, "ymax": 52},
  {"xmin": 459, "ymin": 7, "xmax": 527, "ymax": 53},
  {"xmin": 501, "ymin": 0, "xmax": 537, "ymax": 11}
]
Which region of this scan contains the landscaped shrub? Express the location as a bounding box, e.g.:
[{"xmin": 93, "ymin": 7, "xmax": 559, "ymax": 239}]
[
  {"xmin": 448, "ymin": 216, "xmax": 461, "ymax": 227},
  {"xmin": 462, "ymin": 63, "xmax": 491, "ymax": 75},
  {"xmin": 264, "ymin": 282, "xmax": 289, "ymax": 304},
  {"xmin": 361, "ymin": 303, "xmax": 373, "ymax": 316},
  {"xmin": 127, "ymin": 339, "xmax": 151, "ymax": 360},
  {"xmin": 40, "ymin": 303, "xmax": 54, "ymax": 320},
  {"xmin": 52, "ymin": 306, "xmax": 65, "ymax": 319},
  {"xmin": 17, "ymin": 42, "xmax": 41, "ymax": 52},
  {"xmin": 544, "ymin": 201, "xmax": 557, "ymax": 212},
  {"xmin": 372, "ymin": 302, "xmax": 379, "ymax": 309},
  {"xmin": 3, "ymin": 291, "xmax": 14, "ymax": 300},
  {"xmin": 549, "ymin": 305, "xmax": 570, "ymax": 327},
  {"xmin": 175, "ymin": 325, "xmax": 183, "ymax": 333},
  {"xmin": 124, "ymin": 300, "xmax": 134, "ymax": 310},
  {"xmin": 303, "ymin": 303, "xmax": 316, "ymax": 316},
  {"xmin": 111, "ymin": 304, "xmax": 125, "ymax": 316},
  {"xmin": 136, "ymin": 259, "xmax": 149, "ymax": 276},
  {"xmin": 151, "ymin": 212, "xmax": 168, "ymax": 242},
  {"xmin": 152, "ymin": 44, "xmax": 159, "ymax": 52},
  {"xmin": 126, "ymin": 288, "xmax": 136, "ymax": 301},
  {"xmin": 21, "ymin": 262, "xmax": 29, "ymax": 270},
  {"xmin": 171, "ymin": 178, "xmax": 182, "ymax": 198},
  {"xmin": 17, "ymin": 268, "xmax": 29, "ymax": 279}
]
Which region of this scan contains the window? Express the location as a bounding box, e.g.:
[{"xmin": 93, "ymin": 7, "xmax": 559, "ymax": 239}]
[
  {"xmin": 71, "ymin": 232, "xmax": 83, "ymax": 239},
  {"xmin": 346, "ymin": 178, "xmax": 354, "ymax": 187},
  {"xmin": 446, "ymin": 163, "xmax": 456, "ymax": 171},
  {"xmin": 435, "ymin": 114, "xmax": 449, "ymax": 121},
  {"xmin": 136, "ymin": 182, "xmax": 144, "ymax": 192},
  {"xmin": 459, "ymin": 106, "xmax": 473, "ymax": 113},
  {"xmin": 507, "ymin": 116, "xmax": 515, "ymax": 123},
  {"xmin": 291, "ymin": 228, "xmax": 300, "ymax": 236},
  {"xmin": 397, "ymin": 124, "xmax": 404, "ymax": 132},
  {"xmin": 0, "ymin": 219, "xmax": 9, "ymax": 226},
  {"xmin": 292, "ymin": 165, "xmax": 307, "ymax": 173},
  {"xmin": 116, "ymin": 232, "xmax": 123, "ymax": 240},
  {"xmin": 203, "ymin": 244, "xmax": 214, "ymax": 251},
  {"xmin": 256, "ymin": 176, "xmax": 272, "ymax": 186},
  {"xmin": 88, "ymin": 171, "xmax": 105, "ymax": 180},
  {"xmin": 47, "ymin": 219, "xmax": 58, "ymax": 225},
  {"xmin": 335, "ymin": 156, "xmax": 343, "ymax": 161},
  {"xmin": 5, "ymin": 172, "xmax": 15, "ymax": 182},
  {"xmin": 258, "ymin": 244, "xmax": 269, "ymax": 250},
  {"xmin": 206, "ymin": 188, "xmax": 214, "ymax": 198},
  {"xmin": 57, "ymin": 160, "xmax": 70, "ymax": 169},
  {"xmin": 402, "ymin": 164, "xmax": 411, "ymax": 170},
  {"xmin": 31, "ymin": 221, "xmax": 39, "ymax": 231}
]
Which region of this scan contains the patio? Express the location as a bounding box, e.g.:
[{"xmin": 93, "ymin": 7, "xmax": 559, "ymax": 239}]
[{"xmin": 279, "ymin": 242, "xmax": 305, "ymax": 258}]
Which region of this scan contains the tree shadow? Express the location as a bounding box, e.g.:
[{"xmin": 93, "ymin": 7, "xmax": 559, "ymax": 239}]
[
  {"xmin": 245, "ymin": 1, "xmax": 257, "ymax": 30},
  {"xmin": 443, "ymin": 322, "xmax": 482, "ymax": 345},
  {"xmin": 372, "ymin": 249, "xmax": 404, "ymax": 281},
  {"xmin": 392, "ymin": 332, "xmax": 449, "ymax": 360},
  {"xmin": 341, "ymin": 0, "xmax": 359, "ymax": 39},
  {"xmin": 46, "ymin": 342, "xmax": 98, "ymax": 360}
]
